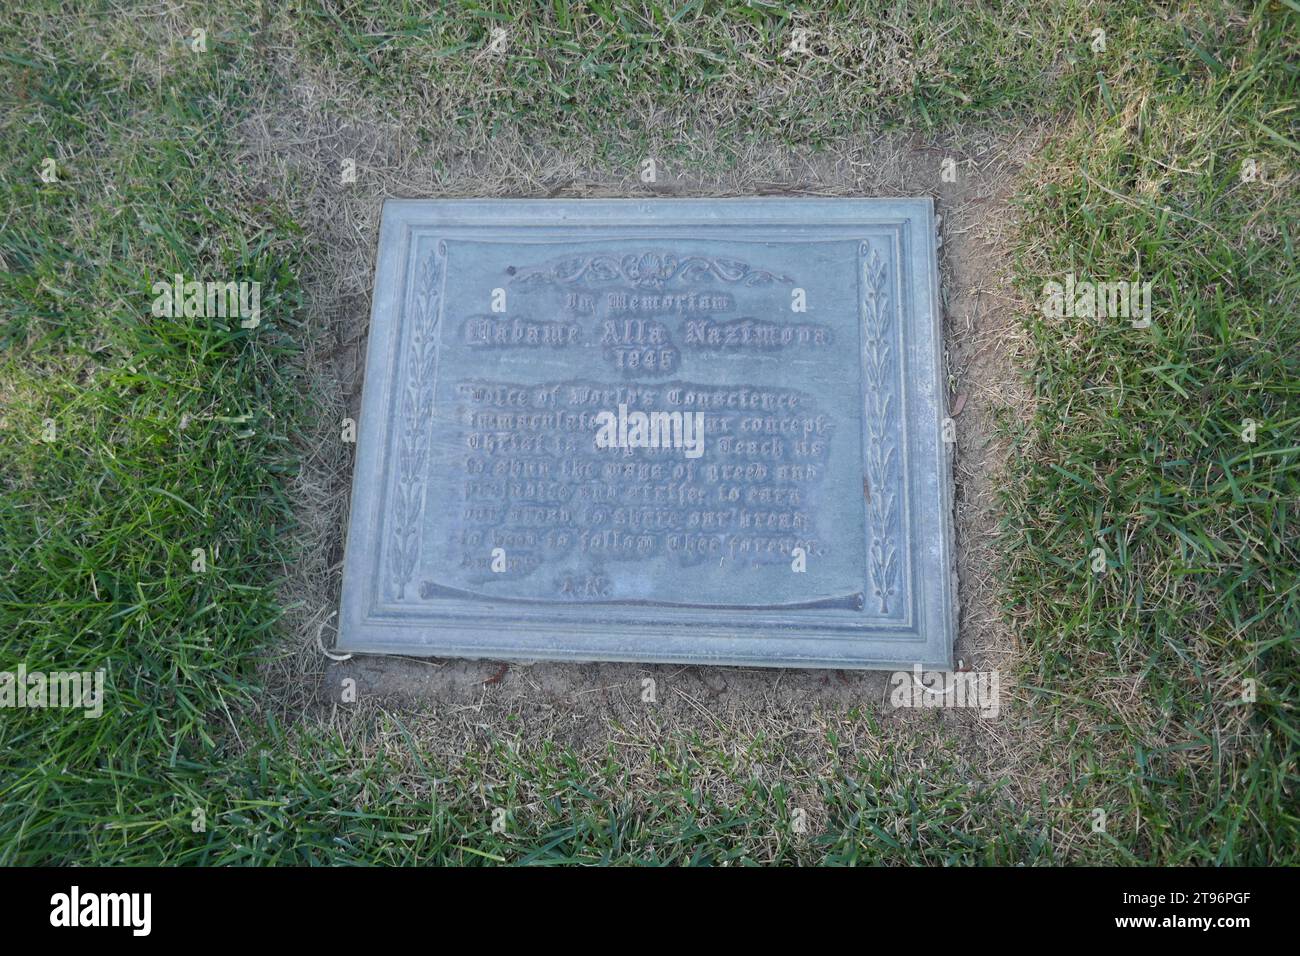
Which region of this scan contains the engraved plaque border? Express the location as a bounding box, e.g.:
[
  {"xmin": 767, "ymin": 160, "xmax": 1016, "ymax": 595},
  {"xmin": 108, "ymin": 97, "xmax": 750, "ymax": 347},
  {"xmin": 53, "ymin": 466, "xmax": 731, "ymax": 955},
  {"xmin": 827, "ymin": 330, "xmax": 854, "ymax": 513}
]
[{"xmin": 339, "ymin": 199, "xmax": 955, "ymax": 669}]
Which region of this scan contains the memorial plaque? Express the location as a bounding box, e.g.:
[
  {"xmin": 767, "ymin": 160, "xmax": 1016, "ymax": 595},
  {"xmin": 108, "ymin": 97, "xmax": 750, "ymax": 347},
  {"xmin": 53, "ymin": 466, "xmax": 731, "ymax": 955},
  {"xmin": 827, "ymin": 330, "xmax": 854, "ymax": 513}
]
[{"xmin": 338, "ymin": 199, "xmax": 955, "ymax": 669}]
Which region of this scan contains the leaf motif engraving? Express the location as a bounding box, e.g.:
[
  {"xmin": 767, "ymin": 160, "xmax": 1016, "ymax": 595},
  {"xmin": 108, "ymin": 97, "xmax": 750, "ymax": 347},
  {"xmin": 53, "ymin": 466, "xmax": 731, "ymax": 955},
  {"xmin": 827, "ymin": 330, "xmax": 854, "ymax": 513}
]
[
  {"xmin": 861, "ymin": 242, "xmax": 900, "ymax": 614},
  {"xmin": 511, "ymin": 251, "xmax": 793, "ymax": 290},
  {"xmin": 390, "ymin": 240, "xmax": 447, "ymax": 600}
]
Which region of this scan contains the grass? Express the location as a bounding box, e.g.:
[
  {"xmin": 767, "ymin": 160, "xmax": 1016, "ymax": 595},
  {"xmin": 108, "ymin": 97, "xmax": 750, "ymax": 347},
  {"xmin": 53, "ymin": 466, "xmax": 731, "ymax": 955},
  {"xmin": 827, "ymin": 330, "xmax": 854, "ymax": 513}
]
[
  {"xmin": 0, "ymin": 0, "xmax": 1295, "ymax": 864},
  {"xmin": 1003, "ymin": 2, "xmax": 1299, "ymax": 862},
  {"xmin": 293, "ymin": 0, "xmax": 1098, "ymax": 146}
]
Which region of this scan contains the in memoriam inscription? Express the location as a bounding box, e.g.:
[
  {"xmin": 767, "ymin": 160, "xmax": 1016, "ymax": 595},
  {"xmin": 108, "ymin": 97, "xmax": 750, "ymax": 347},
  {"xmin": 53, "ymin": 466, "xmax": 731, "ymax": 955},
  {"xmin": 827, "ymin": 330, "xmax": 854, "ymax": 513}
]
[{"xmin": 338, "ymin": 199, "xmax": 955, "ymax": 669}]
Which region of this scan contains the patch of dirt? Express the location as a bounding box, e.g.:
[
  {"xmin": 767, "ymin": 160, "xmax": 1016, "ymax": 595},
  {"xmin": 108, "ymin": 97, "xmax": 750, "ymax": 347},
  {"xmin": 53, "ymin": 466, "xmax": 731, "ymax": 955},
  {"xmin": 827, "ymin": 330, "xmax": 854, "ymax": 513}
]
[{"xmin": 235, "ymin": 70, "xmax": 1049, "ymax": 803}]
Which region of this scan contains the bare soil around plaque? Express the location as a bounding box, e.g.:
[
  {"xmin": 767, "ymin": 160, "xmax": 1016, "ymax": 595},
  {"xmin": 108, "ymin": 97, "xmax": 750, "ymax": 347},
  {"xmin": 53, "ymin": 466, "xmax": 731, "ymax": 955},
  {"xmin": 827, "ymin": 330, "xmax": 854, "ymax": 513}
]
[{"xmin": 235, "ymin": 75, "xmax": 1051, "ymax": 813}]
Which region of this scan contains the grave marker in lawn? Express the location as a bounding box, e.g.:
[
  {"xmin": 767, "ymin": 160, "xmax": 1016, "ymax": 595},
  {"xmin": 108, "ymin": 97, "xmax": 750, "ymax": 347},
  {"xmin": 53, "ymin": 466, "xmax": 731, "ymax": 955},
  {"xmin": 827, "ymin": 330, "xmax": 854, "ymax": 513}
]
[{"xmin": 338, "ymin": 198, "xmax": 954, "ymax": 668}]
